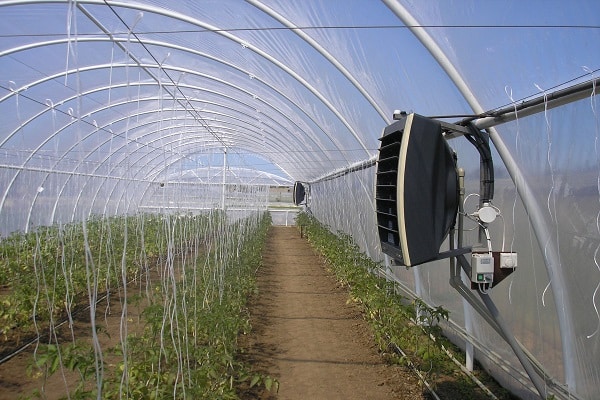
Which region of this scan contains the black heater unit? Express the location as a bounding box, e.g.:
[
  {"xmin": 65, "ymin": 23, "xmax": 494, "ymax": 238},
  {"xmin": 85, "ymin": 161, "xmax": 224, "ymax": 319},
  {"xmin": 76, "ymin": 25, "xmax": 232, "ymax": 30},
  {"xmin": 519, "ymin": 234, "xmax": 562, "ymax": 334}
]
[
  {"xmin": 375, "ymin": 113, "xmax": 459, "ymax": 267},
  {"xmin": 293, "ymin": 181, "xmax": 306, "ymax": 206}
]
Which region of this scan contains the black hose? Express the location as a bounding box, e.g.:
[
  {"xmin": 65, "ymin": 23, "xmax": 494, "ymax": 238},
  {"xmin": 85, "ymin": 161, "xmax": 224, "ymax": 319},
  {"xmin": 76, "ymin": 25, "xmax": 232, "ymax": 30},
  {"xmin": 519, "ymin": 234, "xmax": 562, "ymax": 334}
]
[{"xmin": 466, "ymin": 124, "xmax": 494, "ymax": 203}]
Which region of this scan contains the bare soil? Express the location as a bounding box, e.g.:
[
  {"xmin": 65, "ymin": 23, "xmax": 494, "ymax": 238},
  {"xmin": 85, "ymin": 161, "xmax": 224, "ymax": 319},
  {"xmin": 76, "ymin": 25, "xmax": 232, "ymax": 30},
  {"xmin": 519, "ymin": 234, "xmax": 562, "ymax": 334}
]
[{"xmin": 238, "ymin": 226, "xmax": 426, "ymax": 400}]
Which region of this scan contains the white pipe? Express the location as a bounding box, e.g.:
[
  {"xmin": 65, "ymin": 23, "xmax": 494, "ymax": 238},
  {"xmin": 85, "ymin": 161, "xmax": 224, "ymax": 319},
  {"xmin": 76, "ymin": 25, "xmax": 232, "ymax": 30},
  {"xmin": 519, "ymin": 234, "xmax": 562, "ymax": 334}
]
[
  {"xmin": 245, "ymin": 0, "xmax": 390, "ymax": 123},
  {"xmin": 222, "ymin": 148, "xmax": 227, "ymax": 210}
]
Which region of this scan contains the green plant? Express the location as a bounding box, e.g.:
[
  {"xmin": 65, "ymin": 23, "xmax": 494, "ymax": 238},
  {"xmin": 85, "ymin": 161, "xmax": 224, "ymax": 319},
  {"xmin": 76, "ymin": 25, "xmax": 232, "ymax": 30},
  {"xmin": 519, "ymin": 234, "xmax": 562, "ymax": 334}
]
[
  {"xmin": 29, "ymin": 340, "xmax": 97, "ymax": 393},
  {"xmin": 295, "ymin": 212, "xmax": 505, "ymax": 398},
  {"xmin": 4, "ymin": 211, "xmax": 276, "ymax": 399}
]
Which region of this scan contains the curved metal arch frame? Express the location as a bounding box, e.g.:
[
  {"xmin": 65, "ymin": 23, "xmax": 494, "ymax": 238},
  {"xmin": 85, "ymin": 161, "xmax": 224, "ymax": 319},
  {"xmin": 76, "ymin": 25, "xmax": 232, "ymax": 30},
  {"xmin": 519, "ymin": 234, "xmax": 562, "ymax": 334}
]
[
  {"xmin": 0, "ymin": 65, "xmax": 337, "ymax": 220},
  {"xmin": 2, "ymin": 78, "xmax": 321, "ymax": 167},
  {"xmin": 98, "ymin": 95, "xmax": 326, "ymax": 168},
  {"xmin": 246, "ymin": 0, "xmax": 389, "ymax": 123},
  {"xmin": 1, "ymin": 62, "xmax": 346, "ymax": 173},
  {"xmin": 23, "ymin": 97, "xmax": 309, "ymax": 230},
  {"xmin": 108, "ymin": 134, "xmax": 282, "ymax": 219},
  {"xmin": 60, "ymin": 95, "xmax": 315, "ymax": 179},
  {"xmin": 62, "ymin": 99, "xmax": 315, "ymax": 174},
  {"xmin": 0, "ymin": 96, "xmax": 175, "ymax": 226},
  {"xmin": 160, "ymin": 166, "xmax": 293, "ymax": 186},
  {"xmin": 196, "ymin": 107, "xmax": 326, "ymax": 162},
  {"xmin": 74, "ymin": 0, "xmax": 371, "ymax": 153},
  {"xmin": 0, "ymin": 34, "xmax": 342, "ymax": 156},
  {"xmin": 62, "ymin": 121, "xmax": 295, "ymax": 225},
  {"xmin": 134, "ymin": 132, "xmax": 295, "ymax": 181},
  {"xmin": 121, "ymin": 120, "xmax": 309, "ymax": 181},
  {"xmin": 0, "ymin": 0, "xmax": 370, "ymax": 155},
  {"xmin": 68, "ymin": 115, "xmax": 301, "ymax": 224},
  {"xmin": 18, "ymin": 118, "xmax": 192, "ymax": 229}
]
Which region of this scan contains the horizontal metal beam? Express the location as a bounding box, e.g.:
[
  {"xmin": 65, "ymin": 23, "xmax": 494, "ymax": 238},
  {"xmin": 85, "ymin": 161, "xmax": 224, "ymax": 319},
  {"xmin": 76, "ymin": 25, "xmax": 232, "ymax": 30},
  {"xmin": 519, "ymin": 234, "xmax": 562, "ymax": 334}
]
[
  {"xmin": 471, "ymin": 77, "xmax": 600, "ymax": 130},
  {"xmin": 310, "ymin": 154, "xmax": 377, "ymax": 184},
  {"xmin": 315, "ymin": 77, "xmax": 600, "ymax": 183}
]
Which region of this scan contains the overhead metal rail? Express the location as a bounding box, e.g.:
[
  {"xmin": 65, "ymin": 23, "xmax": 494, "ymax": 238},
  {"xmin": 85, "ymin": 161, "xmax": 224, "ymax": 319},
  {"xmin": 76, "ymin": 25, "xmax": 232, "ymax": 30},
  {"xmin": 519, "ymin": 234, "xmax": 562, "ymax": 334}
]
[
  {"xmin": 311, "ymin": 76, "xmax": 600, "ymax": 184},
  {"xmin": 455, "ymin": 76, "xmax": 600, "ymax": 134}
]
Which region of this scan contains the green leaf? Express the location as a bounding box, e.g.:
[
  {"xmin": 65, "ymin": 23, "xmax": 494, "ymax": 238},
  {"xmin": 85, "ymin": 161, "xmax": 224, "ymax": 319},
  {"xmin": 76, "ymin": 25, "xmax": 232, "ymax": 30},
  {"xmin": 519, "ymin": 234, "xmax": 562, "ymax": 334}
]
[
  {"xmin": 250, "ymin": 375, "xmax": 261, "ymax": 388},
  {"xmin": 51, "ymin": 351, "xmax": 60, "ymax": 373}
]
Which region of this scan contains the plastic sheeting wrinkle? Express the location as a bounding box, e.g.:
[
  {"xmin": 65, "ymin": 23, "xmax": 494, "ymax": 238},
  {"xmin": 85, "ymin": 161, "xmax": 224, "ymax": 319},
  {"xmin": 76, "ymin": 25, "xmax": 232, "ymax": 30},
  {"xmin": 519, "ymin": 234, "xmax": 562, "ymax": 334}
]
[{"xmin": 585, "ymin": 68, "xmax": 600, "ymax": 339}]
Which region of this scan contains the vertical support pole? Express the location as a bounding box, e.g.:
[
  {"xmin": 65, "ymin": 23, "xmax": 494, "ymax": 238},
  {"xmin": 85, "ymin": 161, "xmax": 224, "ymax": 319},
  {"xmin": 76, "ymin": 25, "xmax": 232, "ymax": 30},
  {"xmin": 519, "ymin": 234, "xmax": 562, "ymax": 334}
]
[
  {"xmin": 451, "ymin": 168, "xmax": 474, "ymax": 372},
  {"xmin": 457, "ymin": 168, "xmax": 474, "ymax": 372},
  {"xmin": 221, "ymin": 147, "xmax": 227, "ymax": 211},
  {"xmin": 487, "ymin": 127, "xmax": 576, "ymax": 391}
]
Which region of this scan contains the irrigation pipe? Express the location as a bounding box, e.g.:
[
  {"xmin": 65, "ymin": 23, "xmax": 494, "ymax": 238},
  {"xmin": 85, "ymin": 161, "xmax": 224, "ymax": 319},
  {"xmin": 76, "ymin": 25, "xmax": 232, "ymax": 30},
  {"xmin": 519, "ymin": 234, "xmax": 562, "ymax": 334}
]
[
  {"xmin": 0, "ymin": 291, "xmax": 110, "ymax": 365},
  {"xmin": 385, "ymin": 333, "xmax": 442, "ymax": 400},
  {"xmin": 0, "ymin": 267, "xmax": 149, "ymax": 366}
]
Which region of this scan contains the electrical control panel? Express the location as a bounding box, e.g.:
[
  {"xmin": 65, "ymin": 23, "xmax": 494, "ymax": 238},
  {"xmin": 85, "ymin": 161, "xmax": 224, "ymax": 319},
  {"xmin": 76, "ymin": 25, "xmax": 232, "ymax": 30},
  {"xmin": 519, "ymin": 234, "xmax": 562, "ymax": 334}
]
[{"xmin": 471, "ymin": 253, "xmax": 494, "ymax": 283}]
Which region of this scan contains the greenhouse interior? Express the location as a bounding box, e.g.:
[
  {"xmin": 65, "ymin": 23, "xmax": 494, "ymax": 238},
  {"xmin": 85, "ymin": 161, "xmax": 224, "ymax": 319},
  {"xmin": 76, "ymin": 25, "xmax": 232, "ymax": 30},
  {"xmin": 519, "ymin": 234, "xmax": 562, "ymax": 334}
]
[{"xmin": 1, "ymin": 1, "xmax": 599, "ymax": 399}]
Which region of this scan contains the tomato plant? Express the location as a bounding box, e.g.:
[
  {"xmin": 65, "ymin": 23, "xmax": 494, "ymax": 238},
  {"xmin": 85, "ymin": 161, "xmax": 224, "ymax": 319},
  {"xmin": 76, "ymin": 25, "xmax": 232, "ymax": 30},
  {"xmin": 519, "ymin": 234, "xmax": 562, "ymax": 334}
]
[{"xmin": 12, "ymin": 211, "xmax": 276, "ymax": 399}]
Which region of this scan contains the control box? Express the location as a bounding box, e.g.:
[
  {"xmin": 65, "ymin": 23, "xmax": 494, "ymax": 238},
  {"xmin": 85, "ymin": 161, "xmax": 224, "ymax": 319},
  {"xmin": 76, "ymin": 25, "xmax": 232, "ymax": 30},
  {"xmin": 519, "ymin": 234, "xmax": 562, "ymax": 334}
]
[{"xmin": 471, "ymin": 253, "xmax": 494, "ymax": 283}]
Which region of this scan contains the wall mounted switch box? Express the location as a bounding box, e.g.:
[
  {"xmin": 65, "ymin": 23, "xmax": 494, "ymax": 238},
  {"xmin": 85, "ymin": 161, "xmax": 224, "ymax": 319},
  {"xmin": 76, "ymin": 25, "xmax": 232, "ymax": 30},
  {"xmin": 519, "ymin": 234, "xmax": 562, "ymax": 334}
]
[
  {"xmin": 500, "ymin": 252, "xmax": 517, "ymax": 269},
  {"xmin": 471, "ymin": 253, "xmax": 494, "ymax": 283}
]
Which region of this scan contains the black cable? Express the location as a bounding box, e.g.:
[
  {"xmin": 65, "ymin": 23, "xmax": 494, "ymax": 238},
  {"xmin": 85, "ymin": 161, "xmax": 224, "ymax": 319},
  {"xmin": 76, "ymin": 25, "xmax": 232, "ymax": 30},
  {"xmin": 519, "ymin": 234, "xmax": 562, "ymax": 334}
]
[{"xmin": 466, "ymin": 124, "xmax": 494, "ymax": 203}]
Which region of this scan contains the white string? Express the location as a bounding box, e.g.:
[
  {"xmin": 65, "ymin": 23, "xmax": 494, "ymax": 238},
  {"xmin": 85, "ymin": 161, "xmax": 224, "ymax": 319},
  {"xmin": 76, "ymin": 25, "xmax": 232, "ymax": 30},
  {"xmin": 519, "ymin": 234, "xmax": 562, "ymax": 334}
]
[
  {"xmin": 504, "ymin": 86, "xmax": 520, "ymax": 304},
  {"xmin": 82, "ymin": 219, "xmax": 104, "ymax": 396},
  {"xmin": 534, "ymin": 83, "xmax": 556, "ymax": 225},
  {"xmin": 64, "ymin": 0, "xmax": 76, "ymax": 85},
  {"xmin": 534, "ymin": 83, "xmax": 562, "ymax": 314},
  {"xmin": 583, "ymin": 66, "xmax": 600, "ymax": 339},
  {"xmin": 588, "ymin": 244, "xmax": 600, "ymax": 338},
  {"xmin": 9, "ymin": 81, "xmax": 27, "ymax": 159},
  {"xmin": 541, "ymin": 280, "xmax": 551, "ymax": 308}
]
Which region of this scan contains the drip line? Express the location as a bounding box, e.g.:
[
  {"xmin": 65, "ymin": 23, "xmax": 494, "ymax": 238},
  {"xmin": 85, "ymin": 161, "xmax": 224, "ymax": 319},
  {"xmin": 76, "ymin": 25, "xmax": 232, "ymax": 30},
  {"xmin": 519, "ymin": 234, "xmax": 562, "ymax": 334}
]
[{"xmin": 0, "ymin": 269, "xmax": 149, "ymax": 366}]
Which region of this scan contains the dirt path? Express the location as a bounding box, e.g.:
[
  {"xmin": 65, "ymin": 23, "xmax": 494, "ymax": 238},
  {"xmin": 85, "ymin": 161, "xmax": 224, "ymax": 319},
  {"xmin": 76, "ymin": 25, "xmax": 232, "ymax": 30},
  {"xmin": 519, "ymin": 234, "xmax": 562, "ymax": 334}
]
[{"xmin": 239, "ymin": 226, "xmax": 425, "ymax": 400}]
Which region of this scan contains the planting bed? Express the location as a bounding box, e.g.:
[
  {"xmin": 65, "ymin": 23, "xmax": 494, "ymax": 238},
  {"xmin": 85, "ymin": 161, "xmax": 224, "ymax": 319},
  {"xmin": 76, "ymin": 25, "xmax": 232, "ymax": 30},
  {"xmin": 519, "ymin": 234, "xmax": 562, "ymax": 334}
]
[
  {"xmin": 285, "ymin": 213, "xmax": 520, "ymax": 400},
  {"xmin": 0, "ymin": 271, "xmax": 153, "ymax": 399},
  {"xmin": 0, "ymin": 211, "xmax": 272, "ymax": 399}
]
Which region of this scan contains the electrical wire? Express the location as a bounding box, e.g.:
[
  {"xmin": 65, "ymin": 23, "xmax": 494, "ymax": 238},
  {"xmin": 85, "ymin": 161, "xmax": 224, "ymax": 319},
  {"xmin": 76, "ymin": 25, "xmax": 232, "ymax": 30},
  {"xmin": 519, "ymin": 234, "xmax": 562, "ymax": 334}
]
[{"xmin": 2, "ymin": 23, "xmax": 599, "ymax": 39}]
